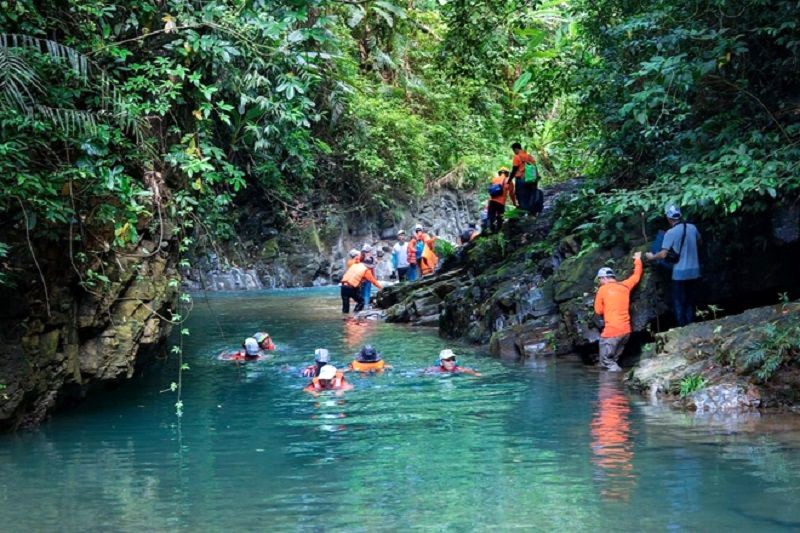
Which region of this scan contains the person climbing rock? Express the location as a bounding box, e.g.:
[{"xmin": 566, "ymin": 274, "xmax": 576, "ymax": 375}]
[
  {"xmin": 594, "ymin": 252, "xmax": 643, "ymax": 371},
  {"xmin": 346, "ymin": 249, "xmax": 360, "ymax": 269},
  {"xmin": 407, "ymin": 224, "xmax": 431, "ymax": 280},
  {"xmin": 304, "ymin": 365, "xmax": 352, "ymax": 395},
  {"xmin": 252, "ymin": 332, "xmax": 275, "ymax": 351},
  {"xmin": 348, "ymin": 344, "xmax": 392, "ymax": 372},
  {"xmin": 510, "ymin": 142, "xmax": 537, "ymax": 212},
  {"xmin": 424, "ymin": 349, "xmax": 481, "ymax": 376},
  {"xmin": 302, "ymin": 348, "xmax": 331, "ymax": 377},
  {"xmin": 392, "ymin": 230, "xmax": 410, "ymax": 281},
  {"xmin": 341, "ymin": 256, "xmax": 382, "ymax": 314},
  {"xmin": 487, "ymin": 167, "xmax": 517, "ymax": 233},
  {"xmin": 645, "ymin": 206, "xmax": 702, "ymax": 327}
]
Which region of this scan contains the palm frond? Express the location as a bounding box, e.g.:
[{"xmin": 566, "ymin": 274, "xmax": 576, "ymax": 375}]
[
  {"xmin": 0, "ymin": 33, "xmax": 151, "ymax": 148},
  {"xmin": 0, "ymin": 33, "xmax": 91, "ymax": 79}
]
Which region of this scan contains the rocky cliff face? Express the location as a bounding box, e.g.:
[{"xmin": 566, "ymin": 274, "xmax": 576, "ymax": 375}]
[
  {"xmin": 183, "ymin": 187, "xmax": 481, "ymax": 289},
  {"xmin": 0, "ymin": 250, "xmax": 178, "ymax": 431},
  {"xmin": 376, "ymin": 184, "xmax": 800, "ymax": 373},
  {"xmin": 627, "ymin": 302, "xmax": 800, "ymax": 411}
]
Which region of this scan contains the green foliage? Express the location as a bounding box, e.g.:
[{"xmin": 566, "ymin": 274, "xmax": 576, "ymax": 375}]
[
  {"xmin": 679, "ymin": 375, "xmax": 707, "ymax": 398},
  {"xmin": 434, "ymin": 239, "xmax": 456, "ymax": 261},
  {"xmin": 743, "ymin": 319, "xmax": 800, "ymax": 382}
]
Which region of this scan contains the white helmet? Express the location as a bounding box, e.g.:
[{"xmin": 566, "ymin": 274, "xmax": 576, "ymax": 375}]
[
  {"xmin": 314, "ymin": 348, "xmax": 330, "ymax": 363},
  {"xmin": 244, "ymin": 337, "xmax": 260, "ymax": 356},
  {"xmin": 319, "ymin": 365, "xmax": 337, "ymax": 380}
]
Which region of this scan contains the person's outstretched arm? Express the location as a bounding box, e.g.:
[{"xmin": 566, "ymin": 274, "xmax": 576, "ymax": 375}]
[{"xmin": 622, "ymin": 252, "xmax": 643, "ymax": 289}]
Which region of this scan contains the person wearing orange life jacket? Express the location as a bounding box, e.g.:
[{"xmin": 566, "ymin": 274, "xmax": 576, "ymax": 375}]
[
  {"xmin": 304, "ymin": 365, "xmax": 353, "ymax": 396},
  {"xmin": 340, "ymin": 256, "xmax": 382, "ymax": 314},
  {"xmin": 419, "ymin": 235, "xmax": 438, "ymax": 276},
  {"xmin": 594, "ymin": 252, "xmax": 644, "ymax": 371},
  {"xmin": 510, "ymin": 142, "xmax": 538, "ymax": 213},
  {"xmin": 407, "ymin": 224, "xmax": 431, "ymax": 280},
  {"xmin": 487, "ymin": 167, "xmax": 518, "ymax": 233},
  {"xmin": 424, "ymin": 349, "xmax": 481, "ymax": 376},
  {"xmin": 219, "ymin": 337, "xmax": 267, "ymax": 361},
  {"xmin": 348, "ymin": 344, "xmax": 392, "ymax": 373}
]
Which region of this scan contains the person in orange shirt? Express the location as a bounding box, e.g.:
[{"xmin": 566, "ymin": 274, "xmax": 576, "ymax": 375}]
[
  {"xmin": 487, "ymin": 167, "xmax": 517, "ymax": 233},
  {"xmin": 340, "ymin": 256, "xmax": 382, "ymax": 314},
  {"xmin": 510, "ymin": 142, "xmax": 537, "ymax": 212},
  {"xmin": 593, "ymin": 252, "xmax": 643, "ymax": 371}
]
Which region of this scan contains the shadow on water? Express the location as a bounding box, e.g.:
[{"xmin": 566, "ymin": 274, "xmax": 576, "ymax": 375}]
[{"xmin": 1, "ymin": 287, "xmax": 800, "ymax": 530}]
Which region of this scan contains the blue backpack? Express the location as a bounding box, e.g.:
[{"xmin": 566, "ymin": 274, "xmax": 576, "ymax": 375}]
[{"xmin": 488, "ymin": 183, "xmax": 504, "ymax": 198}]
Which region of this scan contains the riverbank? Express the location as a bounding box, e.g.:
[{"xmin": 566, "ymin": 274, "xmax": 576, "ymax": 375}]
[{"xmin": 376, "ymin": 183, "xmax": 800, "ymax": 413}]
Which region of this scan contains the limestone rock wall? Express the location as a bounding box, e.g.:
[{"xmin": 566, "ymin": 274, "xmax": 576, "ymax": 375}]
[
  {"xmin": 0, "ymin": 253, "xmax": 178, "ymax": 431},
  {"xmin": 184, "ymin": 187, "xmax": 482, "ymax": 289}
]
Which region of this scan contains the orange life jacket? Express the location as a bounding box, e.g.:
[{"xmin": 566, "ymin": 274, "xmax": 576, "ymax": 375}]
[
  {"xmin": 309, "ymin": 372, "xmax": 346, "ymax": 391},
  {"xmin": 341, "ymin": 263, "xmax": 369, "ymax": 287},
  {"xmin": 350, "ymin": 359, "xmax": 386, "ymax": 372},
  {"xmin": 420, "ymin": 240, "xmax": 438, "ymax": 276}
]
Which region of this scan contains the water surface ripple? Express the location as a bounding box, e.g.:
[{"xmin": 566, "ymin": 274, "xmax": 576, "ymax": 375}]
[{"xmin": 2, "ymin": 287, "xmax": 800, "ymax": 531}]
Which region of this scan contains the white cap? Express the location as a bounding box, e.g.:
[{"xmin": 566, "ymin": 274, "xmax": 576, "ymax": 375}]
[
  {"xmin": 244, "ymin": 337, "xmax": 260, "ymax": 356},
  {"xmin": 397, "ymin": 230, "xmax": 406, "ymax": 236},
  {"xmin": 348, "ymin": 249, "xmax": 359, "ymax": 257},
  {"xmin": 665, "ymin": 205, "xmax": 682, "ymax": 219},
  {"xmin": 319, "ymin": 365, "xmax": 337, "ymax": 380},
  {"xmin": 596, "ymin": 267, "xmax": 615, "ymax": 279},
  {"xmin": 361, "ymin": 244, "xmax": 372, "ymax": 253},
  {"xmin": 314, "ymin": 348, "xmax": 330, "ymax": 363},
  {"xmin": 414, "ymin": 224, "xmax": 423, "ymax": 231},
  {"xmin": 439, "ymin": 349, "xmax": 457, "ymax": 361}
]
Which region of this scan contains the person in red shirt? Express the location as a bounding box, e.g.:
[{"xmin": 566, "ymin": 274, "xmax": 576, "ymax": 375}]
[
  {"xmin": 510, "ymin": 142, "xmax": 537, "ymax": 212},
  {"xmin": 487, "ymin": 167, "xmax": 517, "ymax": 233},
  {"xmin": 593, "ymin": 252, "xmax": 643, "ymax": 371}
]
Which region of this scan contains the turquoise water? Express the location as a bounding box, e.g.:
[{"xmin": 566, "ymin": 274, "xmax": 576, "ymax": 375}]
[{"xmin": 2, "ymin": 287, "xmax": 800, "ymax": 531}]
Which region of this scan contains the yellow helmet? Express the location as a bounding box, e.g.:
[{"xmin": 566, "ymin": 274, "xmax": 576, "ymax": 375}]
[{"xmin": 498, "ymin": 166, "xmax": 510, "ymax": 172}]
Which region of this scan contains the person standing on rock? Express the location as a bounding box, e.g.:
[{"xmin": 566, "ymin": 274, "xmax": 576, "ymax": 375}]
[
  {"xmin": 594, "ymin": 252, "xmax": 643, "ymax": 371},
  {"xmin": 645, "ymin": 205, "xmax": 702, "ymax": 327},
  {"xmin": 359, "ymin": 244, "xmax": 374, "ymax": 309},
  {"xmin": 407, "ymin": 224, "xmax": 431, "ymax": 280},
  {"xmin": 510, "ymin": 142, "xmax": 537, "ymax": 212},
  {"xmin": 487, "ymin": 167, "xmax": 517, "ymax": 233},
  {"xmin": 392, "ymin": 230, "xmax": 411, "ymax": 281},
  {"xmin": 341, "ymin": 256, "xmax": 382, "ymax": 314}
]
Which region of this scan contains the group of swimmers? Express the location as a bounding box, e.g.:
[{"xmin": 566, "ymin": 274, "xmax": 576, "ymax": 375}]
[{"xmin": 220, "ymin": 337, "xmax": 480, "ymax": 395}]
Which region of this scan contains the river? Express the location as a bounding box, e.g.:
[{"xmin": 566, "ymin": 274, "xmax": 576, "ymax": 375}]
[{"xmin": 1, "ymin": 287, "xmax": 800, "ymax": 531}]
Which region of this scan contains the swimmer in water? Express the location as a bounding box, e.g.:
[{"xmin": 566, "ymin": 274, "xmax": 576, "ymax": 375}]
[
  {"xmin": 348, "ymin": 344, "xmax": 392, "ymax": 373},
  {"xmin": 252, "ymin": 332, "xmax": 276, "ymax": 351},
  {"xmin": 302, "ymin": 348, "xmax": 331, "ymax": 377},
  {"xmin": 424, "ymin": 349, "xmax": 481, "ymax": 376},
  {"xmin": 304, "ymin": 365, "xmax": 353, "ymax": 395},
  {"xmin": 219, "ymin": 337, "xmax": 265, "ymax": 361}
]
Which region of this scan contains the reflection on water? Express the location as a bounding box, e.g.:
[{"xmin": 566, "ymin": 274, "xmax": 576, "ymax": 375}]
[
  {"xmin": 0, "ymin": 287, "xmax": 800, "ymax": 531},
  {"xmin": 591, "ymin": 374, "xmax": 635, "ymax": 502}
]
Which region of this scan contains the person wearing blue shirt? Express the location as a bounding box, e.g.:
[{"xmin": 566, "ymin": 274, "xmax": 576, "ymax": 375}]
[{"xmin": 646, "ymin": 205, "xmax": 702, "ymax": 326}]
